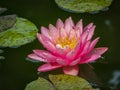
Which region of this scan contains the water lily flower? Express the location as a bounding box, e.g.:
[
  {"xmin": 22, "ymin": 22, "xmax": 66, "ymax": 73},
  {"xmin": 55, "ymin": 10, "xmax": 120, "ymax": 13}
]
[{"xmin": 28, "ymin": 17, "xmax": 108, "ymax": 76}]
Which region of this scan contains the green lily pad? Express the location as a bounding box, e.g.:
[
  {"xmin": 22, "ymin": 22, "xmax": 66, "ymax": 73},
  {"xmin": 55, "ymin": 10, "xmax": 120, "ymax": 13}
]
[
  {"xmin": 25, "ymin": 77, "xmax": 55, "ymax": 90},
  {"xmin": 0, "ymin": 17, "xmax": 38, "ymax": 47},
  {"xmin": 0, "ymin": 15, "xmax": 17, "ymax": 32},
  {"xmin": 0, "ymin": 7, "xmax": 7, "ymax": 14},
  {"xmin": 55, "ymin": 0, "xmax": 112, "ymax": 13},
  {"xmin": 49, "ymin": 74, "xmax": 93, "ymax": 90}
]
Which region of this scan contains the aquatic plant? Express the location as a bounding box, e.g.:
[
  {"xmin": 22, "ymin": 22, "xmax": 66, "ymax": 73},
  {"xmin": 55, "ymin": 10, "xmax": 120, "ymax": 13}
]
[
  {"xmin": 0, "ymin": 17, "xmax": 38, "ymax": 47},
  {"xmin": 55, "ymin": 0, "xmax": 112, "ymax": 13},
  {"xmin": 28, "ymin": 17, "xmax": 108, "ymax": 76},
  {"xmin": 0, "ymin": 7, "xmax": 38, "ymax": 47}
]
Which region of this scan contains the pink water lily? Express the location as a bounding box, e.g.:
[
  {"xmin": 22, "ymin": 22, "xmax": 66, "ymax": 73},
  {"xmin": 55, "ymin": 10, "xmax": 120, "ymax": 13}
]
[{"xmin": 28, "ymin": 17, "xmax": 108, "ymax": 76}]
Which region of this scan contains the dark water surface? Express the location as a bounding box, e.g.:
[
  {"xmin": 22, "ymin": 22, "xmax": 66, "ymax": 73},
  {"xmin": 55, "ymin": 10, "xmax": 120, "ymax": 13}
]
[{"xmin": 0, "ymin": 0, "xmax": 120, "ymax": 90}]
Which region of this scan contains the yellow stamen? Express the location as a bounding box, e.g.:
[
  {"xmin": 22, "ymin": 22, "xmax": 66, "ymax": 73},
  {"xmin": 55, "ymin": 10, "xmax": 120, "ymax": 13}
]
[{"xmin": 56, "ymin": 36, "xmax": 78, "ymax": 49}]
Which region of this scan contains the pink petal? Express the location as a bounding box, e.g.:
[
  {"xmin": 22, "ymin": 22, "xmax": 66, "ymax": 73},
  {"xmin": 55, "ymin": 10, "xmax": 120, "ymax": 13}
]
[
  {"xmin": 81, "ymin": 30, "xmax": 89, "ymax": 44},
  {"xmin": 28, "ymin": 54, "xmax": 47, "ymax": 62},
  {"xmin": 79, "ymin": 41, "xmax": 91, "ymax": 56},
  {"xmin": 41, "ymin": 26, "xmax": 51, "ymax": 40},
  {"xmin": 33, "ymin": 50, "xmax": 57, "ymax": 62},
  {"xmin": 56, "ymin": 58, "xmax": 67, "ymax": 65},
  {"xmin": 49, "ymin": 24, "xmax": 59, "ymax": 40},
  {"xmin": 59, "ymin": 28, "xmax": 67, "ymax": 39},
  {"xmin": 56, "ymin": 44, "xmax": 70, "ymax": 56},
  {"xmin": 37, "ymin": 33, "xmax": 57, "ymax": 53},
  {"xmin": 75, "ymin": 19, "xmax": 83, "ymax": 36},
  {"xmin": 63, "ymin": 65, "xmax": 79, "ymax": 76},
  {"xmin": 87, "ymin": 25, "xmax": 96, "ymax": 40},
  {"xmin": 38, "ymin": 63, "xmax": 62, "ymax": 72},
  {"xmin": 80, "ymin": 47, "xmax": 108, "ymax": 64},
  {"xmin": 80, "ymin": 54, "xmax": 101, "ymax": 64},
  {"xmin": 56, "ymin": 18, "xmax": 64, "ymax": 29},
  {"xmin": 64, "ymin": 17, "xmax": 74, "ymax": 34},
  {"xmin": 91, "ymin": 47, "xmax": 108, "ymax": 55},
  {"xmin": 66, "ymin": 41, "xmax": 81, "ymax": 59},
  {"xmin": 83, "ymin": 23, "xmax": 93, "ymax": 31},
  {"xmin": 70, "ymin": 57, "xmax": 81, "ymax": 66},
  {"xmin": 69, "ymin": 29, "xmax": 77, "ymax": 40},
  {"xmin": 87, "ymin": 37, "xmax": 99, "ymax": 53}
]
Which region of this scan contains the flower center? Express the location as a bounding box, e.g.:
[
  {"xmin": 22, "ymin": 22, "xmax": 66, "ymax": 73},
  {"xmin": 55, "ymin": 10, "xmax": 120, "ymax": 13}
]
[{"xmin": 56, "ymin": 36, "xmax": 78, "ymax": 49}]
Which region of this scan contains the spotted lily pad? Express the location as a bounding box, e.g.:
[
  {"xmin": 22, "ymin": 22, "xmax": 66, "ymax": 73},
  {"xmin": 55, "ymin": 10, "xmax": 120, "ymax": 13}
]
[
  {"xmin": 55, "ymin": 0, "xmax": 112, "ymax": 13},
  {"xmin": 0, "ymin": 7, "xmax": 7, "ymax": 14},
  {"xmin": 49, "ymin": 74, "xmax": 93, "ymax": 90},
  {"xmin": 25, "ymin": 77, "xmax": 55, "ymax": 90},
  {"xmin": 0, "ymin": 15, "xmax": 17, "ymax": 32},
  {"xmin": 0, "ymin": 17, "xmax": 38, "ymax": 47}
]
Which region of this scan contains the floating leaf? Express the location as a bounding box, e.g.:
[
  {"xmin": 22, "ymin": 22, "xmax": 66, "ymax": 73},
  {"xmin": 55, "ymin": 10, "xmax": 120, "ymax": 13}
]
[
  {"xmin": 0, "ymin": 17, "xmax": 38, "ymax": 47},
  {"xmin": 55, "ymin": 0, "xmax": 112, "ymax": 13},
  {"xmin": 25, "ymin": 77, "xmax": 55, "ymax": 90},
  {"xmin": 0, "ymin": 7, "xmax": 7, "ymax": 14},
  {"xmin": 0, "ymin": 15, "xmax": 17, "ymax": 32},
  {"xmin": 49, "ymin": 74, "xmax": 93, "ymax": 90}
]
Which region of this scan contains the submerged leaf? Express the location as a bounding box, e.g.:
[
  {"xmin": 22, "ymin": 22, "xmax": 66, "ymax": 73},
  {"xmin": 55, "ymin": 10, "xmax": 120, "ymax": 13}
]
[
  {"xmin": 49, "ymin": 74, "xmax": 92, "ymax": 90},
  {"xmin": 0, "ymin": 7, "xmax": 7, "ymax": 14},
  {"xmin": 0, "ymin": 17, "xmax": 38, "ymax": 47},
  {"xmin": 0, "ymin": 15, "xmax": 17, "ymax": 32},
  {"xmin": 0, "ymin": 49, "xmax": 5, "ymax": 60},
  {"xmin": 0, "ymin": 49, "xmax": 4, "ymax": 53},
  {"xmin": 25, "ymin": 77, "xmax": 55, "ymax": 90},
  {"xmin": 55, "ymin": 0, "xmax": 112, "ymax": 13},
  {"xmin": 0, "ymin": 56, "xmax": 5, "ymax": 60},
  {"xmin": 79, "ymin": 64, "xmax": 102, "ymax": 87}
]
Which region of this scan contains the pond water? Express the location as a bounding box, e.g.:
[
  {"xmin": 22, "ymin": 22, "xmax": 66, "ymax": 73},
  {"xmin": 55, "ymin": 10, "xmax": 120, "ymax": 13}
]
[{"xmin": 0, "ymin": 0, "xmax": 120, "ymax": 90}]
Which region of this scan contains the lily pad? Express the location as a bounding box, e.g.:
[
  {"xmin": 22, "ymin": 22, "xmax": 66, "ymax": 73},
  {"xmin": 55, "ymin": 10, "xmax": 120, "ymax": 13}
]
[
  {"xmin": 55, "ymin": 0, "xmax": 112, "ymax": 13},
  {"xmin": 0, "ymin": 15, "xmax": 17, "ymax": 32},
  {"xmin": 25, "ymin": 77, "xmax": 55, "ymax": 90},
  {"xmin": 0, "ymin": 17, "xmax": 38, "ymax": 47},
  {"xmin": 0, "ymin": 7, "xmax": 7, "ymax": 14},
  {"xmin": 49, "ymin": 74, "xmax": 93, "ymax": 90}
]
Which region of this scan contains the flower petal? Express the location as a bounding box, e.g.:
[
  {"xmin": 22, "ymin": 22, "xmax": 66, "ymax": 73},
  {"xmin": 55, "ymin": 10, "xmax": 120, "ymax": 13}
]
[
  {"xmin": 87, "ymin": 25, "xmax": 96, "ymax": 40},
  {"xmin": 63, "ymin": 65, "xmax": 79, "ymax": 76},
  {"xmin": 75, "ymin": 19, "xmax": 83, "ymax": 36},
  {"xmin": 70, "ymin": 57, "xmax": 81, "ymax": 66},
  {"xmin": 87, "ymin": 37, "xmax": 99, "ymax": 52},
  {"xmin": 28, "ymin": 54, "xmax": 47, "ymax": 62},
  {"xmin": 33, "ymin": 50, "xmax": 57, "ymax": 62},
  {"xmin": 83, "ymin": 23, "xmax": 93, "ymax": 31},
  {"xmin": 49, "ymin": 24, "xmax": 59, "ymax": 40},
  {"xmin": 66, "ymin": 41, "xmax": 81, "ymax": 60},
  {"xmin": 37, "ymin": 33, "xmax": 57, "ymax": 53},
  {"xmin": 64, "ymin": 17, "xmax": 74, "ymax": 34},
  {"xmin": 41, "ymin": 26, "xmax": 51, "ymax": 40},
  {"xmin": 38, "ymin": 63, "xmax": 62, "ymax": 72},
  {"xmin": 92, "ymin": 47, "xmax": 108, "ymax": 55},
  {"xmin": 80, "ymin": 47, "xmax": 108, "ymax": 64},
  {"xmin": 56, "ymin": 18, "xmax": 64, "ymax": 29},
  {"xmin": 80, "ymin": 54, "xmax": 100, "ymax": 64}
]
